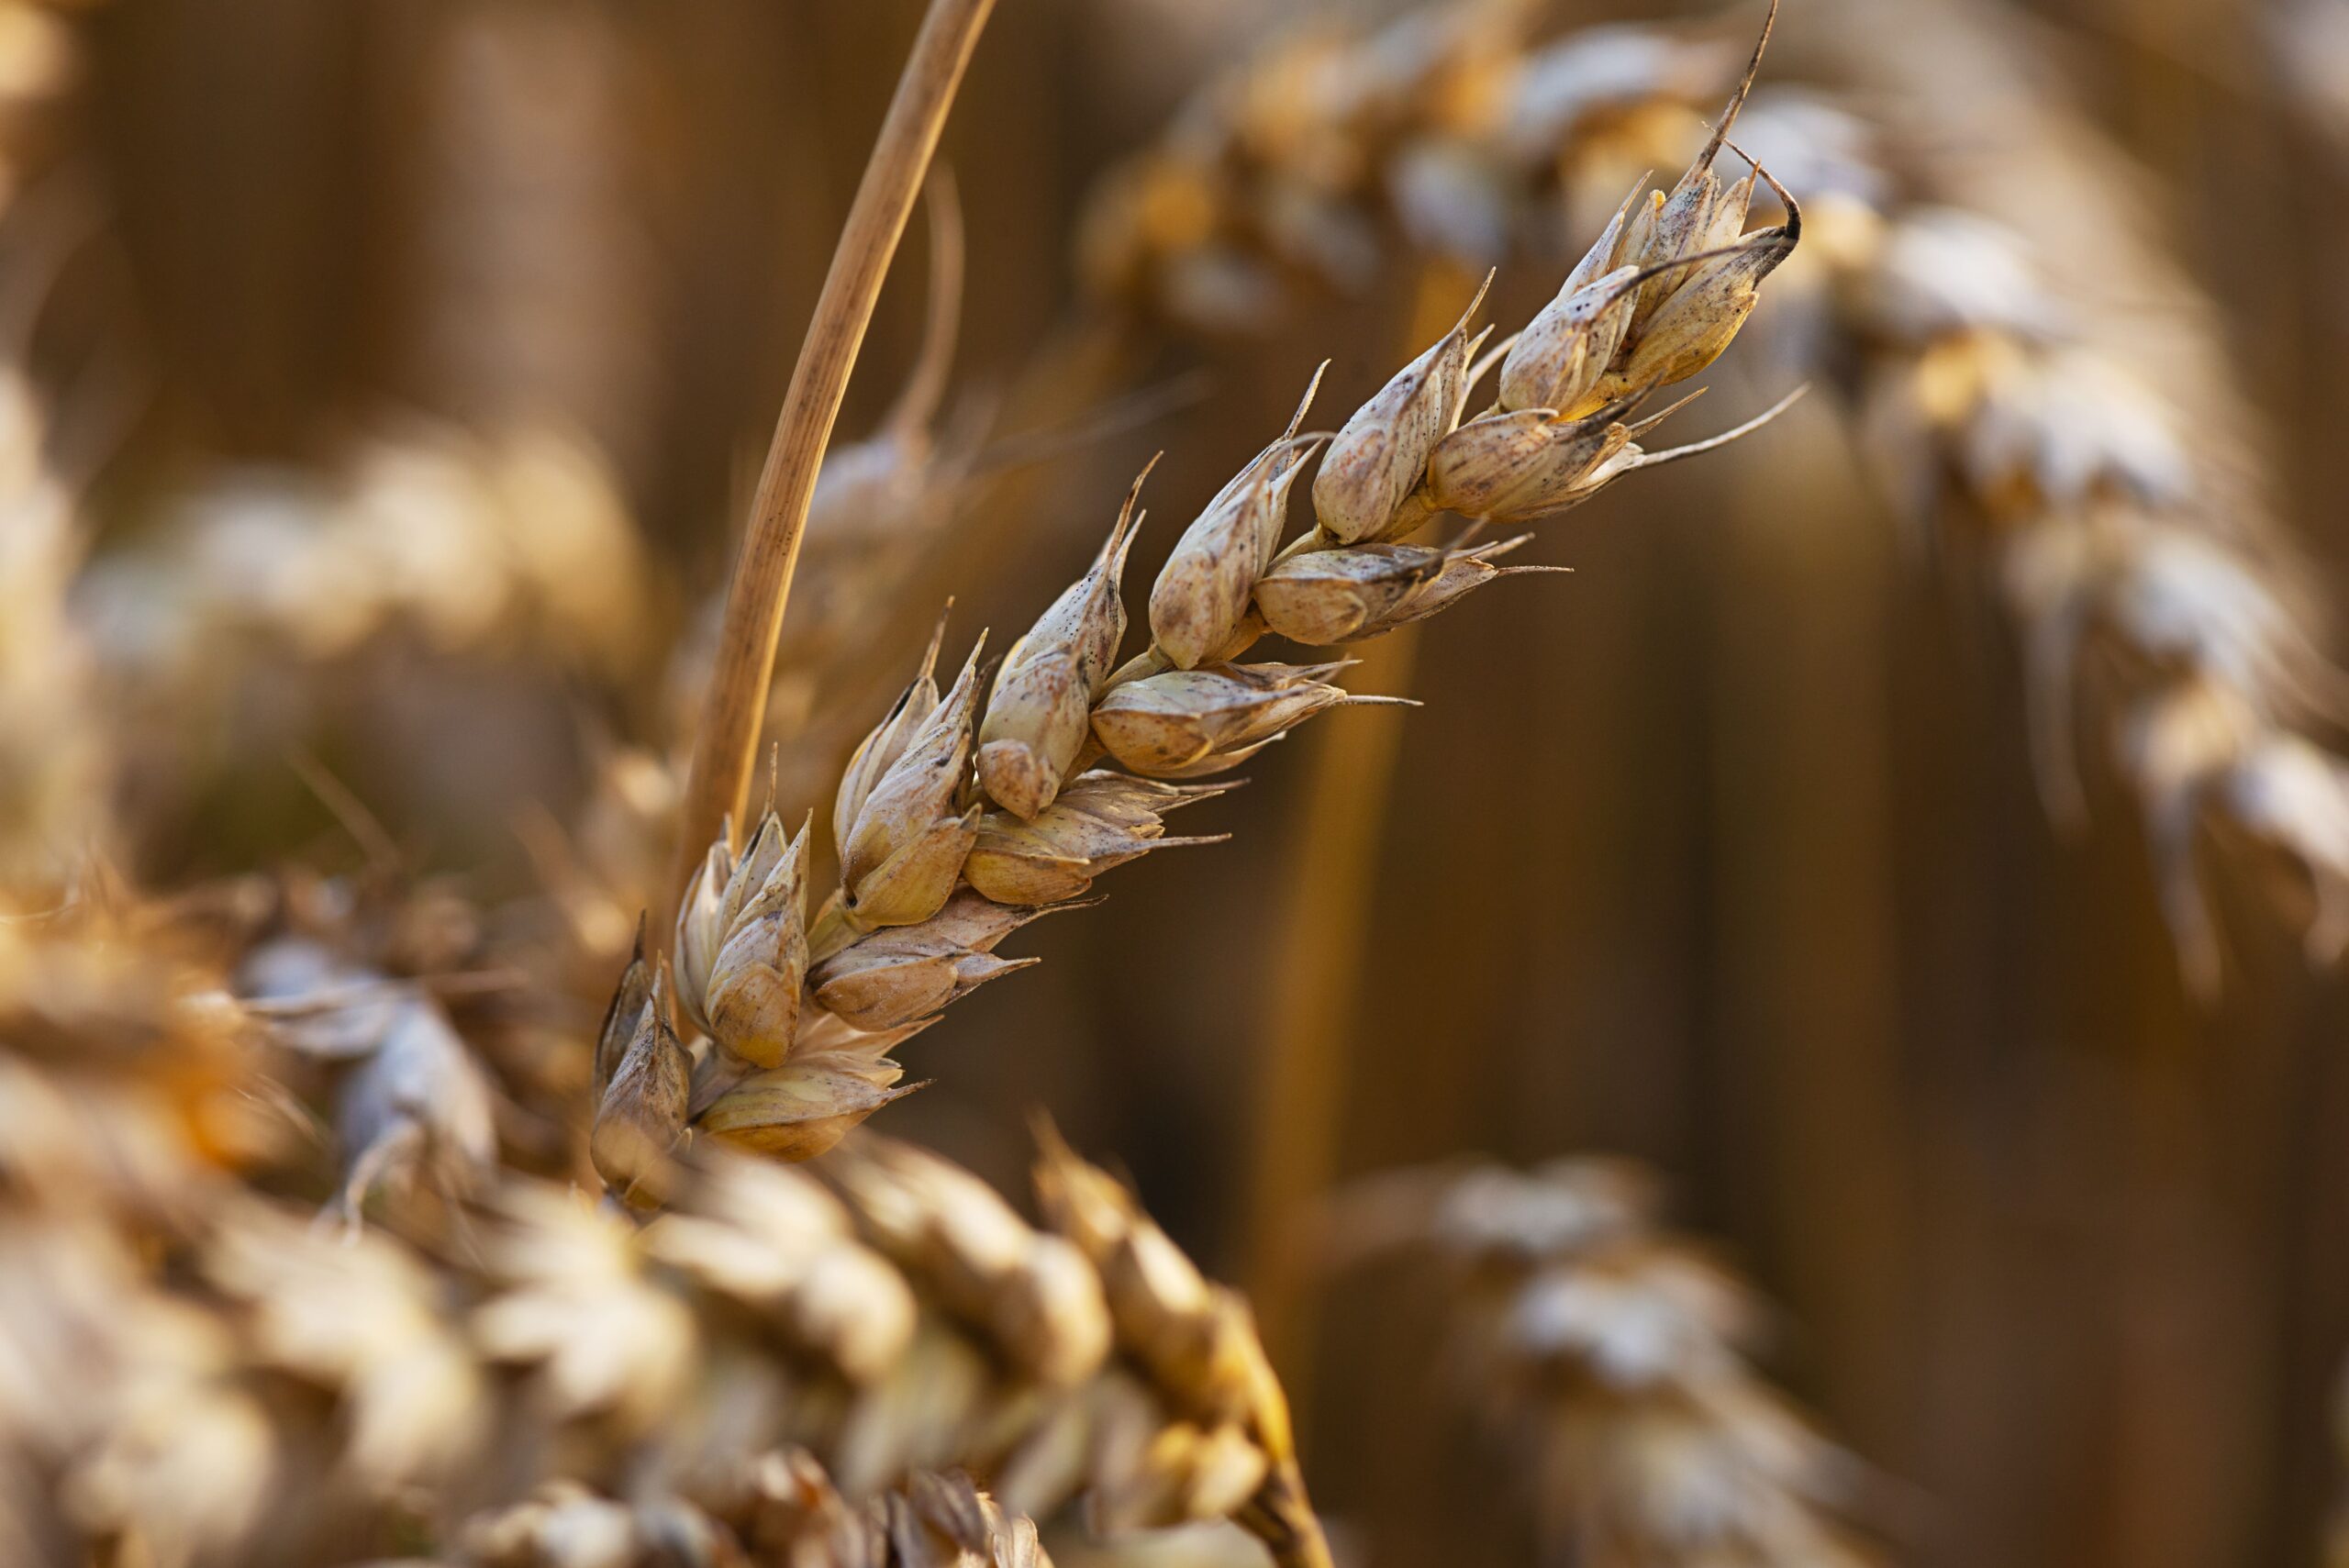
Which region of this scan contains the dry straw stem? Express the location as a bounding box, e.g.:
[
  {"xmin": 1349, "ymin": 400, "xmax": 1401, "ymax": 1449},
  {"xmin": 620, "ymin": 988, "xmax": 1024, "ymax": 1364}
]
[
  {"xmin": 609, "ymin": 44, "xmax": 1801, "ymax": 1173},
  {"xmin": 0, "ymin": 894, "xmax": 1308, "ymax": 1565},
  {"xmin": 1079, "ymin": 0, "xmax": 2349, "ymax": 1002},
  {"xmin": 670, "ymin": 0, "xmax": 999, "ymax": 930},
  {"xmin": 1330, "ymin": 1158, "xmax": 1886, "ymax": 1566}
]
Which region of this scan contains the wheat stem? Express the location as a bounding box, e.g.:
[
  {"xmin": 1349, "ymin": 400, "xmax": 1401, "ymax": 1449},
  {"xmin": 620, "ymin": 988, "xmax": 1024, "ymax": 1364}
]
[
  {"xmin": 1240, "ymin": 261, "xmax": 1469, "ymax": 1386},
  {"xmin": 669, "ymin": 0, "xmax": 998, "ymax": 932},
  {"xmin": 1241, "ymin": 627, "xmax": 1415, "ymax": 1367}
]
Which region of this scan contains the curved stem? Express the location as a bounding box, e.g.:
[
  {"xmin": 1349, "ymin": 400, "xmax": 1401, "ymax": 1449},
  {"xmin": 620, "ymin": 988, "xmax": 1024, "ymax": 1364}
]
[{"xmin": 667, "ymin": 0, "xmax": 998, "ymax": 931}]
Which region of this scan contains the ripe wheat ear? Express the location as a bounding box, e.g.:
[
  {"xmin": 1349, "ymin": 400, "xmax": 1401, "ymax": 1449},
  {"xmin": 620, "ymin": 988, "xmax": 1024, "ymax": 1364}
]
[{"xmin": 611, "ymin": 1, "xmax": 1806, "ymax": 1190}]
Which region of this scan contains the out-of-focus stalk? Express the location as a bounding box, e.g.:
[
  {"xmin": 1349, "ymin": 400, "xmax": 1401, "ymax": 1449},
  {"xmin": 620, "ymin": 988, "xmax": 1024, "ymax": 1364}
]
[{"xmin": 1240, "ymin": 261, "xmax": 1473, "ymax": 1385}]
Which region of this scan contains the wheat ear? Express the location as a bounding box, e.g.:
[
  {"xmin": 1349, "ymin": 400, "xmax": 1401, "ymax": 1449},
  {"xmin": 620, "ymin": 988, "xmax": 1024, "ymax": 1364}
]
[
  {"xmin": 584, "ymin": 124, "xmax": 1796, "ymax": 1561},
  {"xmin": 1330, "ymin": 1157, "xmax": 1887, "ymax": 1565},
  {"xmin": 603, "ymin": 101, "xmax": 1800, "ymax": 1179}
]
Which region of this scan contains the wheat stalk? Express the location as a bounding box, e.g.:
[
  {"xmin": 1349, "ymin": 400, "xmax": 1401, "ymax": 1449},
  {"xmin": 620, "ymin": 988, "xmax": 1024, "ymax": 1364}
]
[
  {"xmin": 667, "ymin": 0, "xmax": 999, "ymax": 929},
  {"xmin": 1075, "ymin": 0, "xmax": 2349, "ymax": 1002},
  {"xmin": 1330, "ymin": 1157, "xmax": 1886, "ymax": 1566}
]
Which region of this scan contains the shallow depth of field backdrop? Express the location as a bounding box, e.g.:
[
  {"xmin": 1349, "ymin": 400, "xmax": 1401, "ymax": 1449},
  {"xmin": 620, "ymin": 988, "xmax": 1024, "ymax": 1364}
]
[{"xmin": 12, "ymin": 0, "xmax": 2349, "ymax": 1565}]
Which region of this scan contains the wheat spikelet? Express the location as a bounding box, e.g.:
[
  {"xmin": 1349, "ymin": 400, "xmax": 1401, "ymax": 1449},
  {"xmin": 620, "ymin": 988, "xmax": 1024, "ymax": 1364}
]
[
  {"xmin": 1077, "ymin": 0, "xmax": 2349, "ymax": 1001},
  {"xmin": 1332, "ymin": 1158, "xmax": 1885, "ymax": 1566},
  {"xmin": 236, "ymin": 899, "xmax": 508, "ymax": 1223}
]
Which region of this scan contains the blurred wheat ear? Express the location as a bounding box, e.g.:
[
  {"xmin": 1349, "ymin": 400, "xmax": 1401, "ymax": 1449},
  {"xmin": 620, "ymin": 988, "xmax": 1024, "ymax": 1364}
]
[
  {"xmin": 1075, "ymin": 0, "xmax": 2349, "ymax": 1006},
  {"xmin": 1329, "ymin": 1157, "xmax": 1891, "ymax": 1566},
  {"xmin": 0, "ymin": 883, "xmax": 1330, "ymax": 1563}
]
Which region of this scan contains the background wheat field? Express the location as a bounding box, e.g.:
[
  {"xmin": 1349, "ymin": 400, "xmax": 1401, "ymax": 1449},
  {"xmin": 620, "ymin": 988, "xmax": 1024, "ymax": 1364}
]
[{"xmin": 4, "ymin": 1, "xmax": 2348, "ymax": 1566}]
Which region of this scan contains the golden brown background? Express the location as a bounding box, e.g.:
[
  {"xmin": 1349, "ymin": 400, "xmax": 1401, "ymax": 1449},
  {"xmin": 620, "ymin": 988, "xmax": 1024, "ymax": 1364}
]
[{"xmin": 37, "ymin": 1, "xmax": 2349, "ymax": 1563}]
